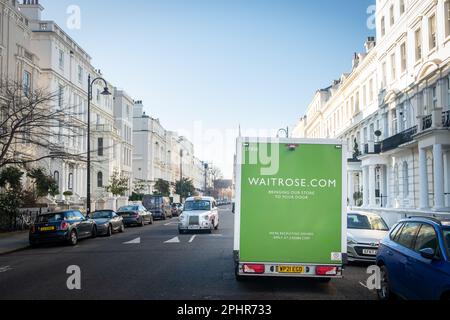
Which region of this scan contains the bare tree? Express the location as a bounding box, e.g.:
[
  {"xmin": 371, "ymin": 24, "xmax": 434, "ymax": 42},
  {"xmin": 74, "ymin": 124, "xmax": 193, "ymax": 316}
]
[{"xmin": 0, "ymin": 79, "xmax": 87, "ymax": 168}]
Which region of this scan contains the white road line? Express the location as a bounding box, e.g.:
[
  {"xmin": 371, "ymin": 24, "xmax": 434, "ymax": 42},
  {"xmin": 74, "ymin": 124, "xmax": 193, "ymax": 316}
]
[
  {"xmin": 0, "ymin": 266, "xmax": 12, "ymax": 273},
  {"xmin": 188, "ymin": 235, "xmax": 196, "ymax": 243},
  {"xmin": 164, "ymin": 222, "xmax": 178, "ymax": 226},
  {"xmin": 164, "ymin": 236, "xmax": 180, "ymax": 244},
  {"xmin": 123, "ymin": 237, "xmax": 141, "ymax": 244}
]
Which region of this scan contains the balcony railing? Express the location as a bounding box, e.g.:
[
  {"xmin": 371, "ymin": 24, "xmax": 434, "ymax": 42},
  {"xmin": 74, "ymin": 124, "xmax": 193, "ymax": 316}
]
[
  {"xmin": 92, "ymin": 124, "xmax": 119, "ymax": 135},
  {"xmin": 422, "ymin": 115, "xmax": 432, "ymax": 131},
  {"xmin": 381, "ymin": 126, "xmax": 417, "ymax": 153},
  {"xmin": 443, "ymin": 111, "xmax": 450, "ymax": 128},
  {"xmin": 364, "ymin": 143, "xmax": 381, "ymax": 155}
]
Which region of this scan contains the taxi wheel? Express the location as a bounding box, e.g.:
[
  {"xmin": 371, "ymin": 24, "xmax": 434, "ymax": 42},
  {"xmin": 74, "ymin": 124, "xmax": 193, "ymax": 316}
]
[
  {"xmin": 149, "ymin": 217, "xmax": 154, "ymax": 225},
  {"xmin": 119, "ymin": 223, "xmax": 125, "ymax": 233},
  {"xmin": 140, "ymin": 219, "xmax": 145, "ymax": 227}
]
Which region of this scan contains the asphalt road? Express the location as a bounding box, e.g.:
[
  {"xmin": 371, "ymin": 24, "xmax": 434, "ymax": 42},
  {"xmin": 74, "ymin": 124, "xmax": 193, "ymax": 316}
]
[{"xmin": 0, "ymin": 206, "xmax": 377, "ymax": 300}]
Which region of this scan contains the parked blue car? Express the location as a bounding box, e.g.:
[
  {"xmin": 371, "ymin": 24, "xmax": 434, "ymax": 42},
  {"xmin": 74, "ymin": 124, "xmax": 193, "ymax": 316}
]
[{"xmin": 376, "ymin": 216, "xmax": 450, "ymax": 300}]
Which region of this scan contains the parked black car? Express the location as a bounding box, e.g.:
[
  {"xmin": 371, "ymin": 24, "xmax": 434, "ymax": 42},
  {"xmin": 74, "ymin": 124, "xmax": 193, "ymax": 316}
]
[
  {"xmin": 29, "ymin": 210, "xmax": 97, "ymax": 247},
  {"xmin": 117, "ymin": 205, "xmax": 153, "ymax": 227},
  {"xmin": 143, "ymin": 195, "xmax": 172, "ymax": 220},
  {"xmin": 91, "ymin": 210, "xmax": 125, "ymax": 236}
]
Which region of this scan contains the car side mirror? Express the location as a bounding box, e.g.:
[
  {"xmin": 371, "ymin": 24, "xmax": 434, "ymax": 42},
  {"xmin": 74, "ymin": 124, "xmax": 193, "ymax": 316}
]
[{"xmin": 419, "ymin": 248, "xmax": 435, "ymax": 260}]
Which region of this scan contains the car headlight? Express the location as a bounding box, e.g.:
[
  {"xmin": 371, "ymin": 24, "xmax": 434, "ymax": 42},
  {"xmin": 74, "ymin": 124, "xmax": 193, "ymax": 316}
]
[
  {"xmin": 202, "ymin": 215, "xmax": 210, "ymax": 221},
  {"xmin": 179, "ymin": 214, "xmax": 185, "ymax": 220}
]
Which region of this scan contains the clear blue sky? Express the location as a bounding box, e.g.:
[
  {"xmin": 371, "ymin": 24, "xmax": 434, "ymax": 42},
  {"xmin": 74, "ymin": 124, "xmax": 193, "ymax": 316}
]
[{"xmin": 40, "ymin": 0, "xmax": 375, "ymax": 178}]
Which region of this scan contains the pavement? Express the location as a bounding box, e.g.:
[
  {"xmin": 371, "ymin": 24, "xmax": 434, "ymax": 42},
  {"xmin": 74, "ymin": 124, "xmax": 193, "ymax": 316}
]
[
  {"xmin": 0, "ymin": 206, "xmax": 377, "ymax": 300},
  {"xmin": 0, "ymin": 231, "xmax": 29, "ymax": 255}
]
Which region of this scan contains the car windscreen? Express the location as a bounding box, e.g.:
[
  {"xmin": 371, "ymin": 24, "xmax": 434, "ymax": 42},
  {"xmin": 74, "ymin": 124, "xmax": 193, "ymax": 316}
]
[
  {"xmin": 118, "ymin": 206, "xmax": 139, "ymax": 212},
  {"xmin": 444, "ymin": 228, "xmax": 450, "ymax": 257},
  {"xmin": 184, "ymin": 200, "xmax": 211, "ymax": 211},
  {"xmin": 348, "ymin": 214, "xmax": 389, "ymax": 231},
  {"xmin": 36, "ymin": 213, "xmax": 65, "ymax": 223},
  {"xmin": 92, "ymin": 211, "xmax": 112, "ymax": 219}
]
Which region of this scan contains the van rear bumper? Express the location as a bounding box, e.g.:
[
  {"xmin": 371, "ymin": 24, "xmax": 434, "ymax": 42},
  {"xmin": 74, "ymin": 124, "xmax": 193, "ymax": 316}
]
[{"xmin": 236, "ymin": 262, "xmax": 344, "ymax": 278}]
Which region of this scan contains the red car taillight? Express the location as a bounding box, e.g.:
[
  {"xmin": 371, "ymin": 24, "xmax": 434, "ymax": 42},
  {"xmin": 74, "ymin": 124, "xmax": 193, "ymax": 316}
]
[
  {"xmin": 59, "ymin": 221, "xmax": 69, "ymax": 231},
  {"xmin": 30, "ymin": 225, "xmax": 36, "ymax": 234},
  {"xmin": 242, "ymin": 264, "xmax": 265, "ymax": 274}
]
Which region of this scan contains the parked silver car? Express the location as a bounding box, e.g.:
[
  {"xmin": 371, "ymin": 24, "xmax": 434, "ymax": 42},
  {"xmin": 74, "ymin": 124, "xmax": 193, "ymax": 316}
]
[
  {"xmin": 91, "ymin": 210, "xmax": 125, "ymax": 236},
  {"xmin": 347, "ymin": 211, "xmax": 390, "ymax": 262}
]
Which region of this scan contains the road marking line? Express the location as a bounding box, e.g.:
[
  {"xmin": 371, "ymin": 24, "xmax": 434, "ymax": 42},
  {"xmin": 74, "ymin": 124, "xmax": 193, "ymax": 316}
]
[
  {"xmin": 0, "ymin": 266, "xmax": 12, "ymax": 273},
  {"xmin": 164, "ymin": 236, "xmax": 180, "ymax": 244},
  {"xmin": 123, "ymin": 237, "xmax": 141, "ymax": 244},
  {"xmin": 164, "ymin": 222, "xmax": 178, "ymax": 226},
  {"xmin": 189, "ymin": 235, "xmax": 196, "ymax": 243},
  {"xmin": 359, "ymin": 282, "xmax": 369, "ymax": 289}
]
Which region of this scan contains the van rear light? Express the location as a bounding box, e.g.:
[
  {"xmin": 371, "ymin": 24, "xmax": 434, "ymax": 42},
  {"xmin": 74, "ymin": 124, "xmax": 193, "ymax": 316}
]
[
  {"xmin": 316, "ymin": 266, "xmax": 338, "ymax": 276},
  {"xmin": 243, "ymin": 264, "xmax": 265, "ymax": 274}
]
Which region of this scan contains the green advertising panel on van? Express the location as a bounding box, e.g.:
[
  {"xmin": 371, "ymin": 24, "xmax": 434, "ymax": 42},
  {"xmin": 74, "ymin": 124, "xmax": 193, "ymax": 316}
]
[{"xmin": 239, "ymin": 142, "xmax": 343, "ymax": 264}]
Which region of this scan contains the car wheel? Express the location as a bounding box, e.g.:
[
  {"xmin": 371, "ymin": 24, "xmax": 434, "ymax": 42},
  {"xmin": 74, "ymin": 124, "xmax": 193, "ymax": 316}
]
[
  {"xmin": 106, "ymin": 225, "xmax": 112, "ymax": 237},
  {"xmin": 215, "ymin": 222, "xmax": 219, "ymax": 230},
  {"xmin": 119, "ymin": 223, "xmax": 125, "ymax": 233},
  {"xmin": 91, "ymin": 226, "xmax": 97, "ymax": 238},
  {"xmin": 141, "ymin": 218, "xmax": 145, "ymax": 227},
  {"xmin": 150, "ymin": 217, "xmax": 154, "ymax": 225},
  {"xmin": 377, "ymin": 265, "xmax": 394, "ymax": 301},
  {"xmin": 162, "ymin": 214, "xmax": 166, "ymax": 221},
  {"xmin": 69, "ymin": 230, "xmax": 78, "ymax": 246}
]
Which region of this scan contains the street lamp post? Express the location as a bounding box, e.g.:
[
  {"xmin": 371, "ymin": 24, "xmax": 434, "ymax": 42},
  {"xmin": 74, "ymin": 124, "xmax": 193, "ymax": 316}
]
[
  {"xmin": 86, "ymin": 74, "xmax": 111, "ymax": 216},
  {"xmin": 179, "ymin": 149, "xmax": 183, "ymax": 181},
  {"xmin": 277, "ymin": 127, "xmax": 289, "ymax": 138},
  {"xmin": 203, "ymin": 162, "xmax": 209, "ymax": 195}
]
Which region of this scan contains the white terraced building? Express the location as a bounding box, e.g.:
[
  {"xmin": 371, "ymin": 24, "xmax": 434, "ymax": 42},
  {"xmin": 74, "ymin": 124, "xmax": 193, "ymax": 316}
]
[
  {"xmin": 293, "ymin": 0, "xmax": 450, "ymax": 221},
  {"xmin": 18, "ymin": 0, "xmax": 133, "ymax": 210},
  {"xmin": 132, "ymin": 101, "xmax": 208, "ymax": 196}
]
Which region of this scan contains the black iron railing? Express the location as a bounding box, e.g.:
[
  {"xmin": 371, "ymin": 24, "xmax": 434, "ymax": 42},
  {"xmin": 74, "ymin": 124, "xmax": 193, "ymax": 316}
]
[
  {"xmin": 443, "ymin": 111, "xmax": 450, "ymax": 128},
  {"xmin": 364, "ymin": 143, "xmax": 382, "ymax": 154},
  {"xmin": 422, "ymin": 115, "xmax": 432, "ymax": 130},
  {"xmin": 381, "ymin": 126, "xmax": 417, "ymax": 153}
]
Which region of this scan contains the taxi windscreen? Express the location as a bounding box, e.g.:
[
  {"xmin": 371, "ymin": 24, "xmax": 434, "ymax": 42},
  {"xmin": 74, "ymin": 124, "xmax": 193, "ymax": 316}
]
[{"xmin": 184, "ymin": 200, "xmax": 211, "ymax": 211}]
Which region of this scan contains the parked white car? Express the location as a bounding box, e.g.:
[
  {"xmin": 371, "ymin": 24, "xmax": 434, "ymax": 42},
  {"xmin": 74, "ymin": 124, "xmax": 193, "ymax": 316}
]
[
  {"xmin": 347, "ymin": 211, "xmax": 390, "ymax": 262},
  {"xmin": 178, "ymin": 196, "xmax": 219, "ymax": 234}
]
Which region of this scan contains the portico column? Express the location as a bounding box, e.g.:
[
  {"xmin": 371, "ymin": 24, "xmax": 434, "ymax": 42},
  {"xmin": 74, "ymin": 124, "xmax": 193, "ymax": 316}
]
[
  {"xmin": 445, "ymin": 151, "xmax": 450, "ymax": 208},
  {"xmin": 348, "ymin": 172, "xmax": 355, "ymax": 207},
  {"xmin": 433, "ymin": 144, "xmax": 445, "ymax": 211},
  {"xmin": 363, "ymin": 166, "xmax": 369, "ymax": 207},
  {"xmin": 419, "ymin": 148, "xmax": 429, "ymax": 209},
  {"xmin": 444, "ymin": 152, "xmax": 450, "ymax": 208},
  {"xmin": 369, "ymin": 165, "xmax": 376, "ymax": 207}
]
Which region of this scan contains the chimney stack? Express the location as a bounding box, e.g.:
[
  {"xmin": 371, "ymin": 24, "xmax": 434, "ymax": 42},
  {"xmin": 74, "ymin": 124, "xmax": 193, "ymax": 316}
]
[
  {"xmin": 133, "ymin": 100, "xmax": 144, "ymax": 118},
  {"xmin": 18, "ymin": 0, "xmax": 44, "ymax": 21},
  {"xmin": 364, "ymin": 36, "xmax": 376, "ymax": 53}
]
